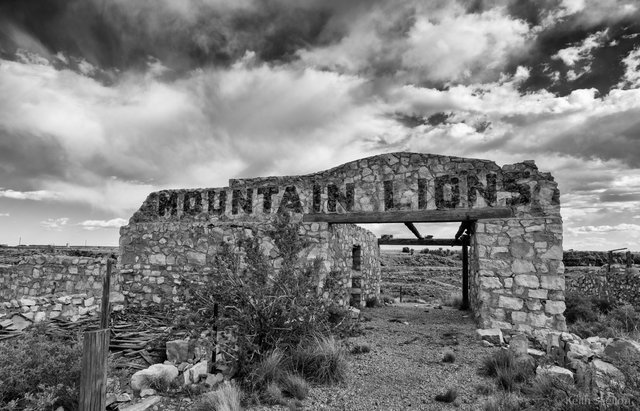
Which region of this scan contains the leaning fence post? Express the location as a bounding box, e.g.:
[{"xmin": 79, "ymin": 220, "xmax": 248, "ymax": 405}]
[{"xmin": 79, "ymin": 258, "xmax": 112, "ymax": 410}]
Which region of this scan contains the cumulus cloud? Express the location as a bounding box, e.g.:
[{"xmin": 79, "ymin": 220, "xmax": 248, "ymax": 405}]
[
  {"xmin": 571, "ymin": 223, "xmax": 640, "ymax": 233},
  {"xmin": 40, "ymin": 217, "xmax": 70, "ymax": 231},
  {"xmin": 1, "ymin": 0, "xmax": 640, "ymax": 249},
  {"xmin": 78, "ymin": 218, "xmax": 128, "ymax": 231},
  {"xmin": 0, "ymin": 189, "xmax": 61, "ymax": 201},
  {"xmin": 618, "ymin": 46, "xmax": 640, "ymax": 88}
]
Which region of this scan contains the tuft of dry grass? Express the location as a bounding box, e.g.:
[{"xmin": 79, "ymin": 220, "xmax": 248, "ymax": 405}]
[
  {"xmin": 249, "ymin": 349, "xmax": 285, "ymax": 390},
  {"xmin": 262, "ymin": 382, "xmax": 285, "ymax": 405},
  {"xmin": 481, "ymin": 392, "xmax": 526, "ymax": 411},
  {"xmin": 350, "ymin": 343, "xmax": 371, "ymax": 355},
  {"xmin": 444, "ymin": 293, "xmax": 464, "ymax": 309},
  {"xmin": 290, "ymin": 335, "xmax": 347, "ymax": 384},
  {"xmin": 442, "ymin": 349, "xmax": 456, "ymax": 363},
  {"xmin": 479, "ymin": 350, "xmax": 533, "ymax": 392},
  {"xmin": 279, "ymin": 372, "xmax": 309, "ymax": 401},
  {"xmin": 193, "ymin": 381, "xmax": 243, "ymax": 411}
]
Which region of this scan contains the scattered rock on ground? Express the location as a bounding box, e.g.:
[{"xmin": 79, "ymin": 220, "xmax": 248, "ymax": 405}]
[
  {"xmin": 476, "ymin": 328, "xmax": 503, "ymax": 346},
  {"xmin": 536, "ymin": 365, "xmax": 575, "ymax": 384}
]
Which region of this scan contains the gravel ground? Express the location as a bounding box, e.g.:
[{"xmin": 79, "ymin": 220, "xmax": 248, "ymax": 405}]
[{"xmin": 248, "ymin": 302, "xmax": 499, "ymax": 411}]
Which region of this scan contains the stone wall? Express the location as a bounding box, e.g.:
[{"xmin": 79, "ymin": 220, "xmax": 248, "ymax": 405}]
[
  {"xmin": 566, "ymin": 265, "xmax": 640, "ymax": 307},
  {"xmin": 0, "ymin": 255, "xmax": 124, "ymax": 325},
  {"xmin": 121, "ymin": 152, "xmax": 565, "ymax": 335},
  {"xmin": 119, "ymin": 216, "xmax": 380, "ymax": 307},
  {"xmin": 471, "ymin": 216, "xmax": 565, "ymax": 339},
  {"xmin": 327, "ymin": 223, "xmax": 380, "ymax": 307}
]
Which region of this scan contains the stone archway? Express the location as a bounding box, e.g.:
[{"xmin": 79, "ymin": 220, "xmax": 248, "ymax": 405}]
[{"xmin": 120, "ymin": 152, "xmax": 565, "ymax": 337}]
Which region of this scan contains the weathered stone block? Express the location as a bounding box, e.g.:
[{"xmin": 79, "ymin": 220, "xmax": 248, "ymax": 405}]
[
  {"xmin": 498, "ymin": 296, "xmax": 523, "ymax": 310},
  {"xmin": 527, "ymin": 289, "xmax": 548, "ymax": 299},
  {"xmin": 149, "ymin": 254, "xmax": 166, "ymax": 265},
  {"xmin": 545, "ymin": 300, "xmax": 565, "ymax": 315},
  {"xmin": 512, "ymin": 260, "xmax": 536, "ymax": 274},
  {"xmin": 514, "ymin": 274, "xmax": 539, "ymax": 288},
  {"xmin": 540, "ymin": 276, "xmax": 565, "ymax": 291},
  {"xmin": 481, "ymin": 277, "xmax": 502, "ymax": 289},
  {"xmin": 511, "ymin": 311, "xmax": 527, "ymax": 323}
]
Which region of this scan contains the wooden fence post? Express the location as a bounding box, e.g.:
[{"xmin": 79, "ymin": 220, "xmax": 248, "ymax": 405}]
[
  {"xmin": 79, "ymin": 329, "xmax": 110, "ymax": 410},
  {"xmin": 79, "ymin": 258, "xmax": 112, "ymax": 410}
]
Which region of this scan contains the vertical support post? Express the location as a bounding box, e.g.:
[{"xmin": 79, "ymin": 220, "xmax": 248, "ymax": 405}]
[
  {"xmin": 79, "ymin": 258, "xmax": 112, "ymax": 410},
  {"xmin": 626, "ymin": 251, "xmax": 633, "ymax": 268},
  {"xmin": 608, "ymin": 251, "xmax": 613, "ymax": 273},
  {"xmin": 461, "ymin": 237, "xmax": 469, "ymax": 310},
  {"xmin": 101, "ymin": 259, "xmax": 112, "ymax": 329},
  {"xmin": 79, "ymin": 330, "xmax": 110, "ymax": 410}
]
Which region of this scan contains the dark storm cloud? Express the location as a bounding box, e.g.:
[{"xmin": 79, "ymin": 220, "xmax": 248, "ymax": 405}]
[
  {"xmin": 600, "ymin": 190, "xmax": 640, "ymax": 202},
  {"xmin": 0, "ymin": 0, "xmax": 383, "ymax": 74},
  {"xmin": 539, "ymin": 108, "xmax": 640, "ymax": 168},
  {"xmin": 0, "ymin": 128, "xmax": 69, "ymax": 188}
]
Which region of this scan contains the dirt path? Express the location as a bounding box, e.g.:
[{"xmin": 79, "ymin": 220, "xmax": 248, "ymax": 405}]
[{"xmin": 285, "ymin": 303, "xmax": 498, "ymax": 411}]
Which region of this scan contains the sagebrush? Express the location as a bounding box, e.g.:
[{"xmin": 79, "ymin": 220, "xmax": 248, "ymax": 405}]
[{"xmin": 0, "ymin": 325, "xmax": 81, "ymax": 410}]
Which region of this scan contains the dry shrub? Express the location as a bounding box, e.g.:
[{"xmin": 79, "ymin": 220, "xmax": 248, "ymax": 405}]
[
  {"xmin": 0, "ymin": 324, "xmax": 81, "ymax": 410},
  {"xmin": 434, "ymin": 388, "xmax": 458, "ymax": 403}
]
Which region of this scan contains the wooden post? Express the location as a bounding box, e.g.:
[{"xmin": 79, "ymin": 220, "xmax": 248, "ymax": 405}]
[
  {"xmin": 461, "ymin": 237, "xmax": 469, "ymax": 310},
  {"xmin": 101, "ymin": 259, "xmax": 112, "ymax": 329},
  {"xmin": 627, "ymin": 251, "xmax": 633, "ymax": 268},
  {"xmin": 79, "ymin": 258, "xmax": 112, "ymax": 410},
  {"xmin": 79, "ymin": 329, "xmax": 110, "ymax": 410}
]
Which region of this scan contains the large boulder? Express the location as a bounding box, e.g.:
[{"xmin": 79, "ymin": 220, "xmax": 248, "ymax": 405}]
[
  {"xmin": 565, "ymin": 341, "xmax": 594, "ymax": 362},
  {"xmin": 590, "ymin": 359, "xmax": 625, "ymax": 390},
  {"xmin": 603, "ymin": 338, "xmax": 640, "ymax": 362},
  {"xmin": 183, "ymin": 360, "xmax": 209, "ymax": 385},
  {"xmin": 130, "ymin": 364, "xmax": 179, "ymax": 392}
]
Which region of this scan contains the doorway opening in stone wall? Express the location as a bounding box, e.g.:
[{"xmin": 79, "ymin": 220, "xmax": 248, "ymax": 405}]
[{"xmin": 357, "ymin": 221, "xmax": 473, "ymax": 311}]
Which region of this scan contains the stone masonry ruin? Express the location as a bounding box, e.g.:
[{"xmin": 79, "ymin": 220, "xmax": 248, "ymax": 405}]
[{"xmin": 119, "ymin": 152, "xmax": 566, "ymax": 338}]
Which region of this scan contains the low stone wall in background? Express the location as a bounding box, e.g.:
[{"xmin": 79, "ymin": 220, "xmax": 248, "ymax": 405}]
[
  {"xmin": 0, "ymin": 255, "xmax": 124, "ymax": 328},
  {"xmin": 566, "ymin": 265, "xmax": 640, "ymax": 307}
]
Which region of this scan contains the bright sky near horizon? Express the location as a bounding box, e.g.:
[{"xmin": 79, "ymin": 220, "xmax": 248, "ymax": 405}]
[{"xmin": 1, "ymin": 0, "xmax": 640, "ymax": 250}]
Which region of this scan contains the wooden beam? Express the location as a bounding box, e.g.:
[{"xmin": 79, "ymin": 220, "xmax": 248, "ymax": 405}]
[
  {"xmin": 404, "ymin": 222, "xmax": 422, "ymax": 239},
  {"xmin": 378, "ymin": 238, "xmax": 463, "ymax": 246},
  {"xmin": 303, "ymin": 207, "xmax": 512, "ymax": 224}
]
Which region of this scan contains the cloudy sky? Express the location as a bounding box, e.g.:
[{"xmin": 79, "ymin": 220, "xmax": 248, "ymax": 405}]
[{"xmin": 0, "ymin": 0, "xmax": 639, "ymax": 250}]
